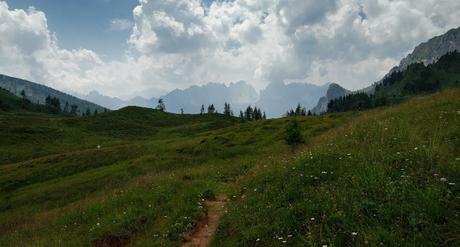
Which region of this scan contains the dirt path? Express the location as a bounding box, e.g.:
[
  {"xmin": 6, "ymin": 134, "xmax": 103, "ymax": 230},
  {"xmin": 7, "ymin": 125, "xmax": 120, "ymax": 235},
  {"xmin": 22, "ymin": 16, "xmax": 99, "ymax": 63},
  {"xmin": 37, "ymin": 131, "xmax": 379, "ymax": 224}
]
[{"xmin": 182, "ymin": 196, "xmax": 227, "ymax": 247}]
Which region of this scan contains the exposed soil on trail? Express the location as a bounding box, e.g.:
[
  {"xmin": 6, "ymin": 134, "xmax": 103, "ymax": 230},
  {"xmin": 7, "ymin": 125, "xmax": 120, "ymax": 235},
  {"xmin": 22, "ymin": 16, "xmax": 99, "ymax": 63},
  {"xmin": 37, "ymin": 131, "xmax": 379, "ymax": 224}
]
[
  {"xmin": 182, "ymin": 196, "xmax": 227, "ymax": 247},
  {"xmin": 92, "ymin": 234, "xmax": 130, "ymax": 247}
]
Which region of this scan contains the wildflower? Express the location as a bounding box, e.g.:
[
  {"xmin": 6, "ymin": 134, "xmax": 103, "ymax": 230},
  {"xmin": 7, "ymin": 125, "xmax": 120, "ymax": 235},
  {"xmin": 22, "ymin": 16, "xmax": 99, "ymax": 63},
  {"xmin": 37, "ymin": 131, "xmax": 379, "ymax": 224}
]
[
  {"xmin": 282, "ymin": 240, "xmax": 287, "ymax": 243},
  {"xmin": 256, "ymin": 238, "xmax": 260, "ymax": 242},
  {"xmin": 440, "ymin": 177, "xmax": 447, "ymax": 182},
  {"xmin": 96, "ymin": 222, "xmax": 100, "ymax": 226},
  {"xmin": 352, "ymin": 232, "xmax": 358, "ymax": 236},
  {"xmin": 414, "ymin": 147, "xmax": 418, "ymax": 150},
  {"xmin": 310, "ymin": 217, "xmax": 315, "ymax": 221},
  {"xmin": 448, "ymin": 182, "xmax": 456, "ymax": 186},
  {"xmin": 433, "ymin": 173, "xmax": 439, "ymax": 177},
  {"xmin": 97, "ymin": 145, "xmax": 101, "ymax": 149},
  {"xmin": 321, "ymin": 171, "xmax": 327, "ymax": 174}
]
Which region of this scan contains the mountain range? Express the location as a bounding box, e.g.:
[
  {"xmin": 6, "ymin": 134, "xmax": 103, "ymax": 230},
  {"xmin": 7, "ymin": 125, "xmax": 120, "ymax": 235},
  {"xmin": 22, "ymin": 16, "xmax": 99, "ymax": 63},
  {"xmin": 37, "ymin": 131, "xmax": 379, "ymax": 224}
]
[{"xmin": 79, "ymin": 81, "xmax": 332, "ymax": 117}]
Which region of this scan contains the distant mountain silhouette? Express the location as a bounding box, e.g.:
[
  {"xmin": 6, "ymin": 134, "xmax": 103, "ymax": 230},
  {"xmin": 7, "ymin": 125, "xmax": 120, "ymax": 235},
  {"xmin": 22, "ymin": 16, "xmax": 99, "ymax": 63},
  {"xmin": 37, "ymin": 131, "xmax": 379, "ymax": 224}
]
[
  {"xmin": 81, "ymin": 91, "xmax": 158, "ymax": 110},
  {"xmin": 0, "ymin": 74, "xmax": 106, "ymax": 115},
  {"xmin": 163, "ymin": 81, "xmax": 258, "ymax": 114},
  {"xmin": 257, "ymin": 82, "xmax": 330, "ymax": 117}
]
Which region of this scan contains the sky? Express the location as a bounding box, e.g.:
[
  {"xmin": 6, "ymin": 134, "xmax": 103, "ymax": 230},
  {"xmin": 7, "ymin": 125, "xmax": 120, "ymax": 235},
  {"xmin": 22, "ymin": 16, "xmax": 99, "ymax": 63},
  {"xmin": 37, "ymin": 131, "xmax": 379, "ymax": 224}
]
[{"xmin": 0, "ymin": 0, "xmax": 459, "ymax": 99}]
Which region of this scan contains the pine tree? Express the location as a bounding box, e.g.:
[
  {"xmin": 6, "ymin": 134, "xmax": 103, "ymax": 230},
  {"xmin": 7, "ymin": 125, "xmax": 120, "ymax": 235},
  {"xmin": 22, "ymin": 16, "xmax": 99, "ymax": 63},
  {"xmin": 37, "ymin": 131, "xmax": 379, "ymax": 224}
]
[
  {"xmin": 180, "ymin": 108, "xmax": 184, "ymax": 115},
  {"xmin": 156, "ymin": 99, "xmax": 166, "ymax": 112},
  {"xmin": 20, "ymin": 90, "xmax": 26, "ymax": 100},
  {"xmin": 300, "ymin": 107, "xmax": 307, "ymax": 116},
  {"xmin": 45, "ymin": 95, "xmax": 61, "ymax": 114},
  {"xmin": 63, "ymin": 101, "xmax": 69, "ymax": 113},
  {"xmin": 245, "ymin": 106, "xmax": 253, "ymax": 121},
  {"xmin": 295, "ymin": 104, "xmax": 302, "ymax": 115},
  {"xmin": 284, "ymin": 119, "xmax": 303, "ymax": 148},
  {"xmin": 224, "ymin": 102, "xmax": 232, "ymax": 116},
  {"xmin": 200, "ymin": 104, "xmax": 205, "ymax": 115},
  {"xmin": 207, "ymin": 104, "xmax": 215, "ymax": 114},
  {"xmin": 239, "ymin": 110, "xmax": 245, "ymax": 121},
  {"xmin": 85, "ymin": 107, "xmax": 91, "ymax": 116},
  {"xmin": 70, "ymin": 105, "xmax": 78, "ymax": 115}
]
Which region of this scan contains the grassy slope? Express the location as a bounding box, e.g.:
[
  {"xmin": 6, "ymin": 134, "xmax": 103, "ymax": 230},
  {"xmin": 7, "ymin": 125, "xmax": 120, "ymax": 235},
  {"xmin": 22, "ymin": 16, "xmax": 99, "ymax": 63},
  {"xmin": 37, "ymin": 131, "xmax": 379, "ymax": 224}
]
[
  {"xmin": 0, "ymin": 89, "xmax": 458, "ymax": 246},
  {"xmin": 214, "ymin": 89, "xmax": 460, "ymax": 246},
  {"xmin": 0, "ymin": 88, "xmax": 49, "ymax": 113},
  {"xmin": 0, "ymin": 103, "xmax": 353, "ymax": 246}
]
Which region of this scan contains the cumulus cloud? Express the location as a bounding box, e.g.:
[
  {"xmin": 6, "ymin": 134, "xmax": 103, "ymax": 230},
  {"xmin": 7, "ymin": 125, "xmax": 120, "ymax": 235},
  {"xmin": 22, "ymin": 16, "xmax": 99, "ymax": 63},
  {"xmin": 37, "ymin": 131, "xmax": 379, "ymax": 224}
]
[{"xmin": 0, "ymin": 0, "xmax": 459, "ymax": 98}]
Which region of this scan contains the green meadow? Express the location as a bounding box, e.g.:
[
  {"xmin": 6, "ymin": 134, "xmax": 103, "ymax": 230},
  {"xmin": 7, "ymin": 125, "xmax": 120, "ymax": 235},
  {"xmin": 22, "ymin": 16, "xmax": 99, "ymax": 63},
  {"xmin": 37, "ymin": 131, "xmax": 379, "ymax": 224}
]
[{"xmin": 0, "ymin": 89, "xmax": 459, "ymax": 246}]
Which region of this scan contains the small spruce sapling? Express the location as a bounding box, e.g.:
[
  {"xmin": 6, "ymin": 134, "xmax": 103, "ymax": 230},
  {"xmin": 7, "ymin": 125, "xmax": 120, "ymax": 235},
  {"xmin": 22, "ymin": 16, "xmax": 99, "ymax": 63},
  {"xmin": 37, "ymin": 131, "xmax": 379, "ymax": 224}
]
[{"xmin": 284, "ymin": 119, "xmax": 303, "ymax": 149}]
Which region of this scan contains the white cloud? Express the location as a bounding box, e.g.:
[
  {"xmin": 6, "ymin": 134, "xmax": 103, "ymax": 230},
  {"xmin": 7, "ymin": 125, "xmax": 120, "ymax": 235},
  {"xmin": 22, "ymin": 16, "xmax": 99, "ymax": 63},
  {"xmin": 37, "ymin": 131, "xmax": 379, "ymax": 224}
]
[
  {"xmin": 0, "ymin": 0, "xmax": 459, "ymax": 97},
  {"xmin": 109, "ymin": 19, "xmax": 133, "ymax": 31}
]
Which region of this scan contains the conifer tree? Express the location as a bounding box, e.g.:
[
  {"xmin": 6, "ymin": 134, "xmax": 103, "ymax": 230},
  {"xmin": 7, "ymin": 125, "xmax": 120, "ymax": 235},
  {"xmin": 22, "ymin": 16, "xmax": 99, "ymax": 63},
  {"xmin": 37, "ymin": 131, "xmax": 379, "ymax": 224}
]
[
  {"xmin": 200, "ymin": 104, "xmax": 205, "ymax": 114},
  {"xmin": 207, "ymin": 104, "xmax": 215, "ymax": 114},
  {"xmin": 224, "ymin": 102, "xmax": 232, "ymax": 116},
  {"xmin": 63, "ymin": 101, "xmax": 69, "ymax": 113},
  {"xmin": 284, "ymin": 119, "xmax": 303, "ymax": 148},
  {"xmin": 70, "ymin": 105, "xmax": 78, "ymax": 115},
  {"xmin": 156, "ymin": 99, "xmax": 166, "ymax": 112}
]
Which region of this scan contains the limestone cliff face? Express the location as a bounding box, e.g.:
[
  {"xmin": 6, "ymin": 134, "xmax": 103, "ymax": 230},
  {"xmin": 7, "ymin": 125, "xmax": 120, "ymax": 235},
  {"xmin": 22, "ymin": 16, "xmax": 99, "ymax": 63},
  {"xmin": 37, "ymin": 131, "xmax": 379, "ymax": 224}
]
[
  {"xmin": 311, "ymin": 83, "xmax": 349, "ymax": 114},
  {"xmin": 398, "ymin": 27, "xmax": 460, "ymax": 70}
]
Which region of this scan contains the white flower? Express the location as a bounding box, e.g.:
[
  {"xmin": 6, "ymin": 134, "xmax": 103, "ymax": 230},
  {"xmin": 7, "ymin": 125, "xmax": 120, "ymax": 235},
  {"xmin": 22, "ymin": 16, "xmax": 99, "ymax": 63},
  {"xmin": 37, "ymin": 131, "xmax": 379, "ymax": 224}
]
[
  {"xmin": 448, "ymin": 182, "xmax": 456, "ymax": 186},
  {"xmin": 310, "ymin": 217, "xmax": 315, "ymax": 221},
  {"xmin": 440, "ymin": 177, "xmax": 448, "ymax": 182},
  {"xmin": 352, "ymin": 232, "xmax": 358, "ymax": 236},
  {"xmin": 256, "ymin": 238, "xmax": 260, "ymax": 242},
  {"xmin": 414, "ymin": 147, "xmax": 418, "ymax": 150}
]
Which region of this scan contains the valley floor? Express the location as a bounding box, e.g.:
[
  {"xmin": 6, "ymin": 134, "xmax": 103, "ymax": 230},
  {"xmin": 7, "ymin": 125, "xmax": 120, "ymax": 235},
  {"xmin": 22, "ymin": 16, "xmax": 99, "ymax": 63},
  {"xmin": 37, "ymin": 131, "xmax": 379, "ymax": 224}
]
[{"xmin": 0, "ymin": 89, "xmax": 459, "ymax": 246}]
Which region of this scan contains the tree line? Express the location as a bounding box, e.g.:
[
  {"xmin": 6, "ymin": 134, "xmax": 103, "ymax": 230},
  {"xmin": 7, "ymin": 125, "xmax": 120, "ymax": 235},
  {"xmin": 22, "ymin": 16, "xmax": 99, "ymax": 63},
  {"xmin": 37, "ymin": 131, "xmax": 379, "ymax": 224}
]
[
  {"xmin": 156, "ymin": 98, "xmax": 267, "ymax": 121},
  {"xmin": 328, "ymin": 51, "xmax": 460, "ymax": 113},
  {"xmin": 286, "ymin": 104, "xmax": 314, "ymax": 117}
]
